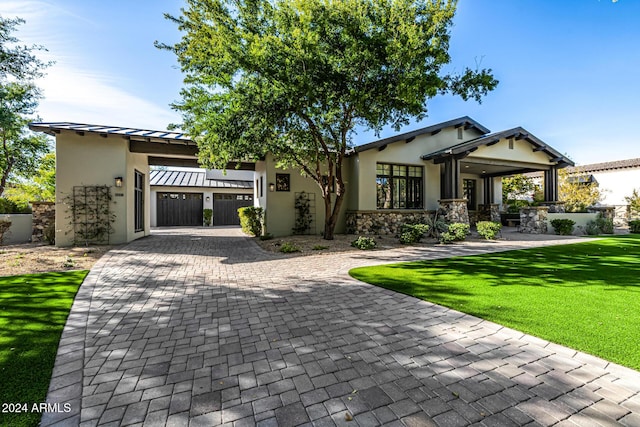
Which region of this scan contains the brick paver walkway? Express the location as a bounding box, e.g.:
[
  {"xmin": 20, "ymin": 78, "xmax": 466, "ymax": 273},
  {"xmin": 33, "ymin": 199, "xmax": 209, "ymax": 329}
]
[{"xmin": 41, "ymin": 227, "xmax": 640, "ymax": 427}]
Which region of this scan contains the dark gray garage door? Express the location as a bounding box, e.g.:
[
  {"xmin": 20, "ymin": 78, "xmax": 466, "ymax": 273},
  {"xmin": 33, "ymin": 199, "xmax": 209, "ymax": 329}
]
[
  {"xmin": 157, "ymin": 192, "xmax": 203, "ymax": 226},
  {"xmin": 214, "ymin": 194, "xmax": 253, "ymax": 225}
]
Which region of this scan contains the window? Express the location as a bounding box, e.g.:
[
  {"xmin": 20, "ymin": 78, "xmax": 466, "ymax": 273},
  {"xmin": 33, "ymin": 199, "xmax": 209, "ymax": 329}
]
[
  {"xmin": 276, "ymin": 173, "xmax": 290, "ymax": 191},
  {"xmin": 376, "ymin": 163, "xmax": 422, "ymax": 209},
  {"xmin": 134, "ymin": 170, "xmax": 144, "ymax": 232},
  {"xmin": 508, "ymin": 138, "xmax": 514, "ymax": 149},
  {"xmin": 463, "ymin": 179, "xmax": 476, "ymax": 210},
  {"xmin": 457, "ymin": 127, "xmax": 463, "ymax": 139}
]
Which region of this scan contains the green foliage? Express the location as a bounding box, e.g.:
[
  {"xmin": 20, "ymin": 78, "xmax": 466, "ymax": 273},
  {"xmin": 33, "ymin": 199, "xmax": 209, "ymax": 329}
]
[
  {"xmin": 585, "ymin": 216, "xmax": 613, "ymax": 236},
  {"xmin": 349, "ymin": 235, "xmax": 640, "ymax": 371},
  {"xmin": 5, "ymin": 152, "xmax": 55, "ymax": 205},
  {"xmin": 558, "ymin": 168, "xmax": 603, "ymax": 212},
  {"xmin": 476, "ymin": 221, "xmax": 501, "ymax": 240},
  {"xmin": 238, "ymin": 206, "xmax": 263, "ymax": 237},
  {"xmin": 279, "ymin": 242, "xmax": 300, "ymax": 253},
  {"xmin": 424, "ymin": 214, "xmax": 448, "ymax": 239},
  {"xmin": 0, "ymin": 197, "xmax": 31, "ymax": 213},
  {"xmin": 351, "ymin": 236, "xmax": 377, "ymax": 250},
  {"xmin": 0, "ymin": 17, "xmax": 52, "ymax": 199},
  {"xmin": 626, "ymin": 188, "xmax": 640, "ymax": 219},
  {"xmin": 550, "ymin": 218, "xmax": 575, "ymax": 235},
  {"xmin": 439, "ymin": 223, "xmax": 469, "ymax": 244},
  {"xmin": 0, "ymin": 271, "xmax": 87, "ymax": 427},
  {"xmin": 629, "ymin": 220, "xmax": 640, "ymax": 234},
  {"xmin": 504, "ymin": 199, "xmax": 531, "ymax": 213},
  {"xmin": 64, "ymin": 186, "xmax": 115, "ymax": 245},
  {"xmin": 399, "ymin": 223, "xmax": 430, "ymax": 245},
  {"xmin": 203, "ymin": 208, "xmax": 213, "ymax": 226},
  {"xmin": 292, "ymin": 192, "xmax": 312, "ymax": 234},
  {"xmin": 0, "ymin": 219, "xmax": 11, "ymax": 244},
  {"xmin": 312, "ymin": 245, "xmax": 329, "ymax": 251},
  {"xmin": 160, "ymin": 0, "xmax": 497, "ymax": 239},
  {"xmin": 502, "ymin": 174, "xmax": 539, "ymax": 204}
]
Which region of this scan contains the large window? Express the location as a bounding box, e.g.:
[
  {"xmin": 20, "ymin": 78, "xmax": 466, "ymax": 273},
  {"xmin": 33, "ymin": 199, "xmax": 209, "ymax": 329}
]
[
  {"xmin": 134, "ymin": 170, "xmax": 144, "ymax": 232},
  {"xmin": 376, "ymin": 163, "xmax": 423, "ymax": 209}
]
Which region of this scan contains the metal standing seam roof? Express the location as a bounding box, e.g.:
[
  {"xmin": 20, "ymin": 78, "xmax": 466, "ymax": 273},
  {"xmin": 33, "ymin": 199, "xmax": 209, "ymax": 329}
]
[
  {"xmin": 150, "ymin": 170, "xmax": 253, "ymax": 189},
  {"xmin": 28, "ymin": 122, "xmax": 195, "ymax": 144}
]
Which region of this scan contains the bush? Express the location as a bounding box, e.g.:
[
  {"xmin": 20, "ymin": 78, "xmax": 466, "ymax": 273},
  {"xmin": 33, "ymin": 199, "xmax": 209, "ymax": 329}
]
[
  {"xmin": 439, "ymin": 223, "xmax": 470, "ymax": 244},
  {"xmin": 399, "ymin": 223, "xmax": 430, "ymax": 244},
  {"xmin": 238, "ymin": 206, "xmax": 263, "ymax": 236},
  {"xmin": 44, "ymin": 223, "xmax": 56, "ymax": 245},
  {"xmin": 0, "ymin": 198, "xmax": 31, "ymax": 214},
  {"xmin": 0, "ymin": 220, "xmax": 11, "ymax": 245},
  {"xmin": 629, "ymin": 220, "xmax": 640, "ymax": 234},
  {"xmin": 550, "ymin": 219, "xmax": 575, "ymax": 235},
  {"xmin": 279, "ymin": 242, "xmax": 300, "ymax": 253},
  {"xmin": 425, "ymin": 214, "xmax": 448, "ymax": 239},
  {"xmin": 203, "ymin": 208, "xmax": 213, "ymax": 226},
  {"xmin": 586, "ymin": 215, "xmax": 614, "ymax": 235},
  {"xmin": 585, "ymin": 220, "xmax": 600, "ymax": 236},
  {"xmin": 351, "ymin": 236, "xmax": 376, "ymax": 250},
  {"xmin": 476, "ymin": 221, "xmax": 502, "ymax": 240}
]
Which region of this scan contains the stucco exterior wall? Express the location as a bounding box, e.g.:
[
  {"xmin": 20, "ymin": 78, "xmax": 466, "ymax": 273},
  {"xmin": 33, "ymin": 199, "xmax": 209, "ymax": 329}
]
[
  {"xmin": 469, "ymin": 137, "xmax": 553, "ymax": 166},
  {"xmin": 590, "ymin": 169, "xmax": 640, "ymax": 206},
  {"xmin": 262, "ymin": 155, "xmax": 350, "ymax": 237},
  {"xmin": 126, "ymin": 151, "xmax": 151, "ymax": 242},
  {"xmin": 0, "ymin": 214, "xmax": 32, "ymax": 244},
  {"xmin": 55, "ymin": 132, "xmax": 129, "ymax": 246}
]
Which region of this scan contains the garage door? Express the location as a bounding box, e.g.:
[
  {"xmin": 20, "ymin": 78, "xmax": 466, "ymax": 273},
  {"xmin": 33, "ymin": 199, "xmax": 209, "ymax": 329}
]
[
  {"xmin": 157, "ymin": 192, "xmax": 203, "ymax": 226},
  {"xmin": 214, "ymin": 194, "xmax": 253, "ymax": 225}
]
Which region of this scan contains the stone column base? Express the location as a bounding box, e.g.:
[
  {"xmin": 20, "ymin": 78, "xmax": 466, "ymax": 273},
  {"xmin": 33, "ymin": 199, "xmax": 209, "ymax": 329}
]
[
  {"xmin": 519, "ymin": 206, "xmax": 549, "ymax": 234},
  {"xmin": 438, "ymin": 199, "xmax": 469, "ymax": 225}
]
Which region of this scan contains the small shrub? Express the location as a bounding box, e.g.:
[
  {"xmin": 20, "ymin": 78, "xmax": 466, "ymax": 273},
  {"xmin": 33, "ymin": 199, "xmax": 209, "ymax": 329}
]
[
  {"xmin": 425, "ymin": 214, "xmax": 448, "ymax": 238},
  {"xmin": 550, "ymin": 218, "xmax": 575, "ymax": 235},
  {"xmin": 399, "ymin": 223, "xmax": 430, "ymax": 245},
  {"xmin": 62, "ymin": 255, "xmax": 75, "ymax": 268},
  {"xmin": 203, "ymin": 208, "xmax": 213, "ymax": 226},
  {"xmin": 312, "ymin": 245, "xmax": 329, "ymax": 251},
  {"xmin": 476, "ymin": 221, "xmax": 502, "ymax": 240},
  {"xmin": 0, "ymin": 219, "xmax": 12, "ymax": 245},
  {"xmin": 351, "ymin": 236, "xmax": 376, "ymax": 250},
  {"xmin": 585, "ymin": 220, "xmax": 600, "ymax": 236},
  {"xmin": 259, "ymin": 233, "xmax": 274, "ymax": 241},
  {"xmin": 629, "ymin": 220, "xmax": 640, "ymax": 234},
  {"xmin": 595, "ymin": 216, "xmax": 614, "ymax": 234},
  {"xmin": 279, "ymin": 242, "xmax": 300, "ymax": 253},
  {"xmin": 44, "ymin": 223, "xmax": 56, "ymax": 245},
  {"xmin": 238, "ymin": 206, "xmax": 263, "ymax": 236},
  {"xmin": 439, "ymin": 223, "xmax": 470, "ymax": 244}
]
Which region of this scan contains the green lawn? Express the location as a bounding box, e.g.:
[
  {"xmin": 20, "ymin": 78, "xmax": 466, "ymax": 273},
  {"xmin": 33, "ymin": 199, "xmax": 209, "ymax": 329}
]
[
  {"xmin": 350, "ymin": 235, "xmax": 640, "ymax": 371},
  {"xmin": 0, "ymin": 271, "xmax": 87, "ymax": 427}
]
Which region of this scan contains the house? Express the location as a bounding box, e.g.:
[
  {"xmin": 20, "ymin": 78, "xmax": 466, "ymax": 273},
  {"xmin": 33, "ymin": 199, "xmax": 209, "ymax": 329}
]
[{"xmin": 30, "ymin": 117, "xmax": 573, "ymax": 245}]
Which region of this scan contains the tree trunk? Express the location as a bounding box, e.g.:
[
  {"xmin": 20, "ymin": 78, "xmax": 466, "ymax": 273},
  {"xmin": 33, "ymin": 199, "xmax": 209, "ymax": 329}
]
[{"xmin": 322, "ymin": 186, "xmax": 345, "ymax": 240}]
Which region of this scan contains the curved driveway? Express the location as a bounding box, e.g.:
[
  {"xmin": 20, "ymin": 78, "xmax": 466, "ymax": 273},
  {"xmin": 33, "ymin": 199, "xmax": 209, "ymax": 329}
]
[{"xmin": 42, "ymin": 227, "xmax": 640, "ymax": 426}]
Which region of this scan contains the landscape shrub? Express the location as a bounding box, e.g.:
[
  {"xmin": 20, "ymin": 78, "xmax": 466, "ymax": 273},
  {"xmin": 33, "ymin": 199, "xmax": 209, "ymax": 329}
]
[
  {"xmin": 586, "ymin": 215, "xmax": 614, "ymax": 235},
  {"xmin": 399, "ymin": 223, "xmax": 430, "ymax": 244},
  {"xmin": 0, "ymin": 198, "xmax": 31, "ymax": 214},
  {"xmin": 629, "ymin": 220, "xmax": 640, "ymax": 234},
  {"xmin": 238, "ymin": 206, "xmax": 263, "ymax": 236},
  {"xmin": 351, "ymin": 236, "xmax": 376, "ymax": 250},
  {"xmin": 476, "ymin": 221, "xmax": 502, "ymax": 240},
  {"xmin": 0, "ymin": 220, "xmax": 11, "ymax": 245},
  {"xmin": 279, "ymin": 242, "xmax": 300, "ymax": 253},
  {"xmin": 425, "ymin": 215, "xmax": 448, "ymax": 239},
  {"xmin": 439, "ymin": 223, "xmax": 470, "ymax": 244},
  {"xmin": 203, "ymin": 208, "xmax": 213, "ymax": 226},
  {"xmin": 550, "ymin": 218, "xmax": 575, "ymax": 235},
  {"xmin": 44, "ymin": 223, "xmax": 56, "ymax": 245}
]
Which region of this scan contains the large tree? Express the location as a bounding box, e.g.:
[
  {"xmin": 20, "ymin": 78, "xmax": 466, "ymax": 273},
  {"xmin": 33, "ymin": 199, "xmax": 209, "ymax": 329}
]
[
  {"xmin": 160, "ymin": 0, "xmax": 498, "ymax": 239},
  {"xmin": 0, "ymin": 16, "xmax": 51, "ymax": 198}
]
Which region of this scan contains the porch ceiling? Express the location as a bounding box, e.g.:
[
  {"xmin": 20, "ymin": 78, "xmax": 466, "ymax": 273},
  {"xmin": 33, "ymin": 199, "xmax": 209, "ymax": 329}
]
[{"xmin": 460, "ymin": 158, "xmax": 549, "ymax": 178}]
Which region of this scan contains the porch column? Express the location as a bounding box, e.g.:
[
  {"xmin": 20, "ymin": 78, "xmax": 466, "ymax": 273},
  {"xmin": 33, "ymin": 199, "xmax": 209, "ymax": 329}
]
[
  {"xmin": 441, "ymin": 157, "xmax": 460, "ymax": 199},
  {"xmin": 544, "ymin": 166, "xmax": 559, "ymax": 202},
  {"xmin": 483, "ymin": 176, "xmax": 494, "ymax": 205}
]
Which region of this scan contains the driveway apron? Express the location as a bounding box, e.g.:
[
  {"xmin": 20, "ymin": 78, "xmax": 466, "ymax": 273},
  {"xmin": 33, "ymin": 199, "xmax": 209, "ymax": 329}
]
[{"xmin": 42, "ymin": 227, "xmax": 640, "ymax": 427}]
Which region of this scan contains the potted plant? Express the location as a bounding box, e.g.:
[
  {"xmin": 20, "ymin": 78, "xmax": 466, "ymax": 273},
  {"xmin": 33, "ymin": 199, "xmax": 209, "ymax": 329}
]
[{"xmin": 203, "ymin": 209, "xmax": 213, "ymax": 226}]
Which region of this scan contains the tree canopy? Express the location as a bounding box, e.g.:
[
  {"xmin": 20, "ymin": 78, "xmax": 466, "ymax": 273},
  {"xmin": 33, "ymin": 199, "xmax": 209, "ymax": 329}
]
[
  {"xmin": 160, "ymin": 0, "xmax": 498, "ymax": 238},
  {"xmin": 0, "ymin": 16, "xmax": 52, "ymax": 199}
]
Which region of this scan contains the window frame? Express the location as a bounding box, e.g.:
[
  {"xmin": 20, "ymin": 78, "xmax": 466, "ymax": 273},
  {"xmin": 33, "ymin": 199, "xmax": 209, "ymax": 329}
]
[
  {"xmin": 134, "ymin": 170, "xmax": 144, "ymax": 232},
  {"xmin": 376, "ymin": 163, "xmax": 423, "ymax": 210}
]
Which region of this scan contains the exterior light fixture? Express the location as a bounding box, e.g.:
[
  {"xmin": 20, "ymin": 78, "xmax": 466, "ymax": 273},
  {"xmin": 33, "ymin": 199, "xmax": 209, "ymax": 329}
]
[
  {"xmin": 206, "ymin": 196, "xmax": 211, "ymax": 202},
  {"xmin": 269, "ymin": 182, "xmax": 275, "ymax": 192},
  {"xmin": 115, "ymin": 177, "xmax": 123, "ymax": 187}
]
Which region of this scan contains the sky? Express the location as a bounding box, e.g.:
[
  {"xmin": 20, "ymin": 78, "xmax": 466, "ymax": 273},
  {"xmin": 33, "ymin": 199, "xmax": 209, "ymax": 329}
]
[{"xmin": 1, "ymin": 0, "xmax": 639, "ymax": 166}]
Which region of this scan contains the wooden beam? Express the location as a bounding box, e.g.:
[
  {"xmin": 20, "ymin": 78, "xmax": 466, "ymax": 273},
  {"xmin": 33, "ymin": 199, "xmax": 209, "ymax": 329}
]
[
  {"xmin": 515, "ymin": 133, "xmax": 529, "ymax": 140},
  {"xmin": 99, "ymin": 133, "xmax": 108, "ymax": 138},
  {"xmin": 75, "ymin": 131, "xmax": 84, "ymax": 136},
  {"xmin": 533, "ymin": 145, "xmax": 547, "ymax": 152},
  {"xmin": 378, "ymin": 144, "xmax": 387, "ymax": 152},
  {"xmin": 405, "ymin": 136, "xmax": 415, "ymax": 143},
  {"xmin": 486, "ymin": 138, "xmax": 500, "ymax": 146},
  {"xmin": 431, "ymin": 129, "xmax": 441, "ymax": 135},
  {"xmin": 148, "ymin": 157, "xmax": 200, "ymax": 168}
]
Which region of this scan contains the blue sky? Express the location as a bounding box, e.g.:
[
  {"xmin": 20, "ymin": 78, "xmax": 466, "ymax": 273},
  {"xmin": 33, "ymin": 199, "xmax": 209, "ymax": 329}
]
[{"xmin": 2, "ymin": 0, "xmax": 638, "ymax": 166}]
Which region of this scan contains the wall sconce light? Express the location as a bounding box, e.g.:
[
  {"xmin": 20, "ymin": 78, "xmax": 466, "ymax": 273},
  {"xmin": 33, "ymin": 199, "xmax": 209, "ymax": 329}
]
[
  {"xmin": 115, "ymin": 177, "xmax": 123, "ymax": 188},
  {"xmin": 206, "ymin": 196, "xmax": 211, "ymax": 202},
  {"xmin": 269, "ymin": 183, "xmax": 275, "ymax": 192}
]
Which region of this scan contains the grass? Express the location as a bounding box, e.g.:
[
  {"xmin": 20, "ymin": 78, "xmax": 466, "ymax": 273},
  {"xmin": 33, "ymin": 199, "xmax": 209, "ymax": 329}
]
[
  {"xmin": 0, "ymin": 271, "xmax": 87, "ymax": 427},
  {"xmin": 350, "ymin": 235, "xmax": 640, "ymax": 371}
]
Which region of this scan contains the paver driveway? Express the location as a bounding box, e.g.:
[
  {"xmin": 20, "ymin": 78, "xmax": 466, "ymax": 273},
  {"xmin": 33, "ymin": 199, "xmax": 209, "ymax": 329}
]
[{"xmin": 42, "ymin": 227, "xmax": 640, "ymax": 427}]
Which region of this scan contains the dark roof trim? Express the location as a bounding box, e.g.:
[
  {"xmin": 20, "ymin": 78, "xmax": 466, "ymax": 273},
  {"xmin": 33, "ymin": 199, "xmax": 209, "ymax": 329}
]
[
  {"xmin": 421, "ymin": 127, "xmax": 575, "ymax": 167},
  {"xmin": 353, "ymin": 116, "xmax": 490, "ymax": 153}
]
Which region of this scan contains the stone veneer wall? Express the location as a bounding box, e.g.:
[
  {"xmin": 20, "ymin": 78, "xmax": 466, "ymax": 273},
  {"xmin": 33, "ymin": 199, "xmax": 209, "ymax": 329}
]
[
  {"xmin": 519, "ymin": 206, "xmax": 548, "ymax": 234},
  {"xmin": 587, "ymin": 206, "xmax": 615, "ymax": 220},
  {"xmin": 478, "ymin": 204, "xmax": 501, "ymax": 223},
  {"xmin": 540, "ymin": 201, "xmax": 566, "ymax": 213},
  {"xmin": 438, "ymin": 199, "xmax": 469, "ymax": 225},
  {"xmin": 345, "ymin": 210, "xmax": 434, "ymax": 235},
  {"xmin": 31, "ymin": 201, "xmax": 55, "ymax": 243}
]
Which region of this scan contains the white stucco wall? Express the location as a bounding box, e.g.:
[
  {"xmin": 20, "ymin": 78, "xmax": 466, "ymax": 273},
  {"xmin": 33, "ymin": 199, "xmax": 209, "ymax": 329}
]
[
  {"xmin": 547, "ymin": 212, "xmax": 599, "ymax": 235},
  {"xmin": 469, "ymin": 137, "xmax": 553, "ymax": 167},
  {"xmin": 590, "ymin": 169, "xmax": 640, "ymax": 206},
  {"xmin": 0, "ymin": 214, "xmax": 33, "ymax": 244}
]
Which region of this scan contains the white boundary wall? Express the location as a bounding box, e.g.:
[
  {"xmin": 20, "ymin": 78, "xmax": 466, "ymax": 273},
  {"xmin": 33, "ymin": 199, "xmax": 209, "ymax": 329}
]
[{"xmin": 0, "ymin": 214, "xmax": 33, "ymax": 244}]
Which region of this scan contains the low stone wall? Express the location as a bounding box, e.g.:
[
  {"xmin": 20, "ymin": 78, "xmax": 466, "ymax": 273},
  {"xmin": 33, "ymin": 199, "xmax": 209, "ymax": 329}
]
[
  {"xmin": 438, "ymin": 199, "xmax": 469, "ymax": 225},
  {"xmin": 31, "ymin": 202, "xmax": 55, "ymax": 243},
  {"xmin": 0, "ymin": 214, "xmax": 33, "ymax": 244},
  {"xmin": 478, "ymin": 204, "xmax": 501, "ymax": 223},
  {"xmin": 519, "ymin": 207, "xmax": 548, "ymax": 234},
  {"xmin": 345, "ymin": 210, "xmax": 434, "ymax": 235}
]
